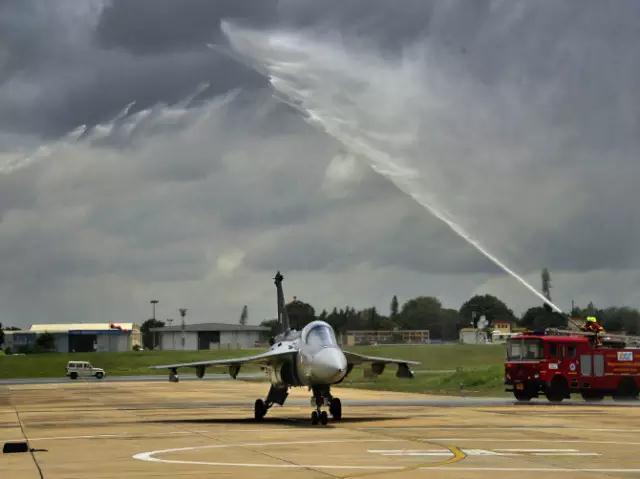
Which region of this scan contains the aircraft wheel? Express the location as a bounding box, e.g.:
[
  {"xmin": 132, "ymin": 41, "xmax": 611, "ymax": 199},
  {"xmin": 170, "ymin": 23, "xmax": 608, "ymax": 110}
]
[
  {"xmin": 320, "ymin": 411, "xmax": 328, "ymax": 425},
  {"xmin": 254, "ymin": 399, "xmax": 267, "ymax": 421},
  {"xmin": 329, "ymin": 398, "xmax": 342, "ymax": 420},
  {"xmin": 311, "ymin": 411, "xmax": 319, "ymax": 425}
]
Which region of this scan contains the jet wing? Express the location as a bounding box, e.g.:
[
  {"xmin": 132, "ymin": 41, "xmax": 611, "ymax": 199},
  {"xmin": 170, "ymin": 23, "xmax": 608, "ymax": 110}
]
[
  {"xmin": 343, "ymin": 351, "xmax": 420, "ymax": 378},
  {"xmin": 150, "ymin": 349, "xmax": 296, "ymax": 380}
]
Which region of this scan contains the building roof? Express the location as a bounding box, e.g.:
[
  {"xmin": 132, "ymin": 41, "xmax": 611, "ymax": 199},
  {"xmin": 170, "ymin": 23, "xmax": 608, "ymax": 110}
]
[
  {"xmin": 150, "ymin": 322, "xmax": 269, "ymax": 333},
  {"xmin": 29, "ymin": 323, "xmax": 137, "ymax": 333}
]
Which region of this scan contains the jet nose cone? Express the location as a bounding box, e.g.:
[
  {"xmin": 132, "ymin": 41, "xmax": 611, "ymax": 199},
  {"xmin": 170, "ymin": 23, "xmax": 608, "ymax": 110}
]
[{"xmin": 310, "ymin": 348, "xmax": 348, "ymax": 384}]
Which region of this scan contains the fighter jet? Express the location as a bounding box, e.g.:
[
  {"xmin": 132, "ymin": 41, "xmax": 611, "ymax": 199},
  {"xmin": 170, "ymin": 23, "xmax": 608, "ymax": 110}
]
[{"xmin": 151, "ymin": 272, "xmax": 419, "ymax": 425}]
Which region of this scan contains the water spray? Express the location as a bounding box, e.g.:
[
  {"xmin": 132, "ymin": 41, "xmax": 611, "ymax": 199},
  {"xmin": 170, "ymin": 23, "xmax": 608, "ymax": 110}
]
[{"xmin": 220, "ymin": 24, "xmax": 566, "ymax": 314}]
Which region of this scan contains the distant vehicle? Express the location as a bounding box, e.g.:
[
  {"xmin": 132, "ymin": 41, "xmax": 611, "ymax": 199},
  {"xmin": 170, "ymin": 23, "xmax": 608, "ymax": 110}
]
[
  {"xmin": 152, "ymin": 272, "xmax": 418, "ymax": 425},
  {"xmin": 505, "ymin": 330, "xmax": 640, "ymax": 402},
  {"xmin": 66, "ymin": 361, "xmax": 105, "ymax": 380}
]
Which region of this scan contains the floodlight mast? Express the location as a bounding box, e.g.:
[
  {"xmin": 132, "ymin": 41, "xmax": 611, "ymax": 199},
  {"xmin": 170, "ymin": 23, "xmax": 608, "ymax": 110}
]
[{"xmin": 179, "ymin": 308, "xmax": 187, "ymax": 350}]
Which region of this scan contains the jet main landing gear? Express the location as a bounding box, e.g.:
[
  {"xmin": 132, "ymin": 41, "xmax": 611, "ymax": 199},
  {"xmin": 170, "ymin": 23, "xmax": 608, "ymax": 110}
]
[
  {"xmin": 254, "ymin": 399, "xmax": 268, "ymax": 420},
  {"xmin": 310, "ymin": 386, "xmax": 341, "ymax": 426},
  {"xmin": 254, "ymin": 385, "xmax": 289, "ymax": 421}
]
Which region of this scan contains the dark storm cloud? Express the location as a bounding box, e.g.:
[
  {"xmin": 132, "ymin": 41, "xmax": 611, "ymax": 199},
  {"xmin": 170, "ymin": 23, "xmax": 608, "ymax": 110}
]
[
  {"xmin": 0, "ymin": 0, "xmax": 270, "ymax": 139},
  {"xmin": 2, "ymin": 0, "xmax": 640, "ymax": 327},
  {"xmin": 96, "ymin": 0, "xmax": 276, "ymax": 53}
]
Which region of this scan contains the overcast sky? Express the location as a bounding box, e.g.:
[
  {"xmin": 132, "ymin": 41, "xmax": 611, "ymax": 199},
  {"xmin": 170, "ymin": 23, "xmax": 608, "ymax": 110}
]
[{"xmin": 1, "ymin": 1, "xmax": 639, "ymax": 328}]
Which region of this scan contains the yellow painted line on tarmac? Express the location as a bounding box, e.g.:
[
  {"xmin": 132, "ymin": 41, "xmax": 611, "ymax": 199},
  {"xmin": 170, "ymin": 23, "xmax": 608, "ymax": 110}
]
[
  {"xmin": 438, "ymin": 445, "xmax": 466, "ymax": 465},
  {"xmin": 342, "ymin": 445, "xmax": 466, "ymax": 479}
]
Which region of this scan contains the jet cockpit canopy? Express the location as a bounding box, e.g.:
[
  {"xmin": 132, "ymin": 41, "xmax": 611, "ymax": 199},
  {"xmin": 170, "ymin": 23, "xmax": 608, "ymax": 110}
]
[{"xmin": 303, "ymin": 321, "xmax": 338, "ymax": 348}]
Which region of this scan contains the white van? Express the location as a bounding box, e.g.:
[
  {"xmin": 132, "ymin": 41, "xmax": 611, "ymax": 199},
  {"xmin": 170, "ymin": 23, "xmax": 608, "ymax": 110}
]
[{"xmin": 66, "ymin": 361, "xmax": 105, "ymax": 379}]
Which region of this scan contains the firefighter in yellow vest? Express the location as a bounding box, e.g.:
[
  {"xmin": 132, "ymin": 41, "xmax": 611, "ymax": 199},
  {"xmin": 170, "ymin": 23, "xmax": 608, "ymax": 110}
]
[{"xmin": 582, "ymin": 316, "xmax": 604, "ymax": 345}]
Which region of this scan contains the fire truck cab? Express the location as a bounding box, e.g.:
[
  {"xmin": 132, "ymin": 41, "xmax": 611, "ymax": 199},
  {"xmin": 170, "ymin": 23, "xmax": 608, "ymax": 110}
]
[{"xmin": 505, "ymin": 333, "xmax": 640, "ymax": 402}]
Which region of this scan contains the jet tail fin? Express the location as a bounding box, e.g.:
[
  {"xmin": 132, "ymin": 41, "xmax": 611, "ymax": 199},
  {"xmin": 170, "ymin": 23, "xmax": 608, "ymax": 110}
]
[{"xmin": 274, "ymin": 271, "xmax": 290, "ymax": 333}]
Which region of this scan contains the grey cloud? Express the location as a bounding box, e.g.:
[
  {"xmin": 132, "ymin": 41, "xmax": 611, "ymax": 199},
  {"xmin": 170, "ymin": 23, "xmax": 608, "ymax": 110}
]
[
  {"xmin": 0, "ymin": 0, "xmax": 267, "ymax": 139},
  {"xmin": 224, "ymin": 1, "xmax": 640, "ymax": 279},
  {"xmin": 2, "ymin": 1, "xmax": 640, "ymax": 327},
  {"xmin": 96, "ymin": 0, "xmax": 277, "ymax": 54}
]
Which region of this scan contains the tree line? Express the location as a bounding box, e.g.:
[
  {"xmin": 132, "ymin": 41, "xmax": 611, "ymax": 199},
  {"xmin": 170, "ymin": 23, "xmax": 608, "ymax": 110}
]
[{"xmin": 259, "ymin": 295, "xmax": 640, "ymax": 341}]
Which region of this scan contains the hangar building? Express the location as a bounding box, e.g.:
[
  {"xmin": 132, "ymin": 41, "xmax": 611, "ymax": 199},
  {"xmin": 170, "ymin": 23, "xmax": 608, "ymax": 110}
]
[
  {"xmin": 4, "ymin": 323, "xmax": 140, "ymax": 353},
  {"xmin": 150, "ymin": 322, "xmax": 269, "ymax": 350}
]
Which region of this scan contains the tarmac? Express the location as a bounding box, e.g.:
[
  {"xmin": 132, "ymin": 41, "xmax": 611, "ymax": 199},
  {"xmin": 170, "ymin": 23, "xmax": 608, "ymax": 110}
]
[{"xmin": 3, "ymin": 379, "xmax": 640, "ymax": 478}]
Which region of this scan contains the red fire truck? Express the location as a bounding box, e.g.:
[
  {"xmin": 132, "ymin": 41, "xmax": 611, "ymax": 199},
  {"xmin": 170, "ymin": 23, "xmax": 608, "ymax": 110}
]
[{"xmin": 505, "ymin": 331, "xmax": 640, "ymax": 401}]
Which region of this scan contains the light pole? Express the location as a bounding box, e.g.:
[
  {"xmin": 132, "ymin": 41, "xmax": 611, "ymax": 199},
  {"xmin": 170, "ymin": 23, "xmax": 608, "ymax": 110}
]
[
  {"xmin": 150, "ymin": 300, "xmax": 159, "ymax": 349},
  {"xmin": 179, "ymin": 308, "xmax": 187, "ymax": 350}
]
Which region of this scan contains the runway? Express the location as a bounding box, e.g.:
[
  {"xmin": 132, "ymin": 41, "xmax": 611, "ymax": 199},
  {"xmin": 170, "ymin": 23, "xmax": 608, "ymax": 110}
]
[
  {"xmin": 2, "ymin": 380, "xmax": 640, "ymax": 478},
  {"xmin": 0, "ymin": 373, "xmax": 264, "ymax": 386}
]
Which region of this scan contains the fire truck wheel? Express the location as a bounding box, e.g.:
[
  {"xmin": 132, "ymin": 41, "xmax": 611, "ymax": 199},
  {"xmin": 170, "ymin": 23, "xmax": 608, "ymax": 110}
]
[
  {"xmin": 545, "ymin": 376, "xmax": 569, "ymax": 402},
  {"xmin": 613, "ymin": 378, "xmax": 638, "ymax": 401},
  {"xmin": 581, "ymin": 391, "xmax": 604, "ymax": 401},
  {"xmin": 513, "ymin": 391, "xmax": 532, "ymax": 401}
]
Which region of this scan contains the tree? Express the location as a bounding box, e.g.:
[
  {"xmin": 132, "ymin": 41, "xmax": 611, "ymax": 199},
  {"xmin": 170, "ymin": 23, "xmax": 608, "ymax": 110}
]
[
  {"xmin": 440, "ymin": 308, "xmax": 463, "ymax": 340},
  {"xmin": 396, "ymin": 296, "xmax": 461, "ymax": 340},
  {"xmin": 260, "ymin": 319, "xmax": 280, "ymax": 338},
  {"xmin": 140, "ymin": 318, "xmax": 165, "ymax": 350},
  {"xmin": 35, "ymin": 332, "xmax": 55, "ymax": 352},
  {"xmin": 571, "ymin": 305, "xmax": 640, "ymax": 334},
  {"xmin": 286, "ymin": 297, "xmax": 316, "ymax": 330},
  {"xmin": 239, "ymin": 305, "xmax": 248, "ymax": 326},
  {"xmin": 0, "ymin": 323, "xmax": 4, "ymax": 347},
  {"xmin": 359, "ymin": 307, "xmax": 385, "ymax": 330},
  {"xmin": 390, "ymin": 295, "xmax": 399, "ymax": 318},
  {"xmin": 325, "ymin": 307, "xmax": 358, "ymax": 335},
  {"xmin": 520, "ymin": 307, "xmax": 567, "ymax": 330},
  {"xmin": 459, "ymin": 295, "xmax": 516, "ymax": 327}
]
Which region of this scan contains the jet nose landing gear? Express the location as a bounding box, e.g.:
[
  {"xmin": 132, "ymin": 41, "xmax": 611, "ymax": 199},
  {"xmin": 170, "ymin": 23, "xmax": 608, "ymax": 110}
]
[
  {"xmin": 310, "ymin": 386, "xmax": 339, "ymax": 426},
  {"xmin": 311, "ymin": 410, "xmax": 328, "ymax": 425}
]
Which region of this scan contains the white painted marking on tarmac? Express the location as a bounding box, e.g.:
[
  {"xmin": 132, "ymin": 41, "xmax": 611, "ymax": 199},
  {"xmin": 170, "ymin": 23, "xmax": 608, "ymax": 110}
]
[
  {"xmin": 133, "ymin": 439, "xmax": 413, "ymax": 470},
  {"xmin": 531, "ymin": 453, "xmax": 600, "ymax": 456},
  {"xmin": 493, "ymin": 448, "xmax": 579, "ymax": 452},
  {"xmin": 134, "ymin": 440, "xmax": 610, "ymax": 471},
  {"xmin": 428, "ymin": 437, "xmax": 640, "ymax": 446},
  {"xmin": 368, "ymin": 448, "xmax": 598, "ymax": 457}
]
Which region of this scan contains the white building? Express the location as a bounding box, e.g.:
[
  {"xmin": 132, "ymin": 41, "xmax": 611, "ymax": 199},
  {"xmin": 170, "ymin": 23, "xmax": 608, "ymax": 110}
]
[
  {"xmin": 150, "ymin": 322, "xmax": 269, "ymax": 351},
  {"xmin": 459, "ymin": 328, "xmax": 489, "ymax": 344},
  {"xmin": 4, "ymin": 323, "xmax": 140, "ymax": 353}
]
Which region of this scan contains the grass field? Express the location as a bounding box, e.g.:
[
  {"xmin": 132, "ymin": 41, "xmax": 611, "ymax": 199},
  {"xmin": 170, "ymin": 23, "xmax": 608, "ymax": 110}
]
[
  {"xmin": 342, "ymin": 344, "xmax": 507, "ymax": 396},
  {"xmin": 0, "ymin": 343, "xmax": 508, "ymax": 396},
  {"xmin": 0, "ymin": 349, "xmax": 264, "ymax": 378}
]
